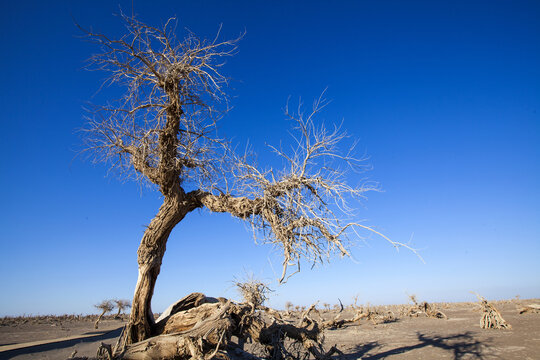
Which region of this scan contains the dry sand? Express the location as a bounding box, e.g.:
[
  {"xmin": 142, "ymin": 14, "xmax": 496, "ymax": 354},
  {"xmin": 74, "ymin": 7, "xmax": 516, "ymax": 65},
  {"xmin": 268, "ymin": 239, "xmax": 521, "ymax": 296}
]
[{"xmin": 1, "ymin": 299, "xmax": 538, "ymax": 359}]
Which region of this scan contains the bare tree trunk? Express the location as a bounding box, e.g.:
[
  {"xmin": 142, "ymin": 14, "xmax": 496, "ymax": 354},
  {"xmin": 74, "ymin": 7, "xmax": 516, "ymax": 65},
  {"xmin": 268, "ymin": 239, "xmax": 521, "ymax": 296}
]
[
  {"xmin": 94, "ymin": 310, "xmax": 106, "ymax": 329},
  {"xmin": 124, "ymin": 194, "xmax": 185, "ymax": 344}
]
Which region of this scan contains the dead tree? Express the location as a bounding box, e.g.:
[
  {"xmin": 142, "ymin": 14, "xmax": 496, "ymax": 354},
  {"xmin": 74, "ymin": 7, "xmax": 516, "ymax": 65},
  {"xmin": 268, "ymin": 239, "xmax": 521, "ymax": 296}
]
[
  {"xmin": 114, "ymin": 299, "xmax": 132, "ymax": 318},
  {"xmin": 284, "ymin": 301, "xmax": 294, "ymax": 316},
  {"xmin": 117, "ymin": 294, "xmax": 341, "ymax": 360},
  {"xmin": 81, "ymin": 13, "xmax": 413, "ymax": 346},
  {"xmin": 406, "ymin": 294, "xmax": 447, "ymax": 319},
  {"xmin": 473, "ymin": 294, "xmax": 511, "ymax": 329},
  {"xmin": 95, "ymin": 300, "xmax": 115, "ymax": 329}
]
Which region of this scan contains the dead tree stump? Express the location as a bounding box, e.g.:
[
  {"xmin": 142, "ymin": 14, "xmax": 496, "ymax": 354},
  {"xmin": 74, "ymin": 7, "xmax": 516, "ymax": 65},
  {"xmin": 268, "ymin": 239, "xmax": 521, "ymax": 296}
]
[
  {"xmin": 112, "ymin": 293, "xmax": 341, "ymax": 360},
  {"xmin": 474, "ymin": 294, "xmax": 511, "ymax": 329}
]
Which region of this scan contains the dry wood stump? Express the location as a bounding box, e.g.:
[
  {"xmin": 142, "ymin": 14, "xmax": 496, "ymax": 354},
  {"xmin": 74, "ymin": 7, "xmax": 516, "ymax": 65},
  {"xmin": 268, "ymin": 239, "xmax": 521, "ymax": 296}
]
[{"xmin": 109, "ymin": 293, "xmax": 340, "ymax": 360}]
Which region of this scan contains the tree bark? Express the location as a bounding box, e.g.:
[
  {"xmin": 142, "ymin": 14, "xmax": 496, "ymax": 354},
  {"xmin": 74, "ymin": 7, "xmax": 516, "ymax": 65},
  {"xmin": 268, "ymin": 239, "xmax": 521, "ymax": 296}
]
[
  {"xmin": 124, "ymin": 193, "xmax": 185, "ymax": 345},
  {"xmin": 94, "ymin": 310, "xmax": 106, "ymax": 329}
]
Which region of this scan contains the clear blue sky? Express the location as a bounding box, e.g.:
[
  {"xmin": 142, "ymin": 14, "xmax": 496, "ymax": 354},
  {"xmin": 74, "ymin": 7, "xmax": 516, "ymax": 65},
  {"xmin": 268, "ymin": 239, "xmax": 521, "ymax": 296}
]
[{"xmin": 1, "ymin": 0, "xmax": 539, "ymax": 316}]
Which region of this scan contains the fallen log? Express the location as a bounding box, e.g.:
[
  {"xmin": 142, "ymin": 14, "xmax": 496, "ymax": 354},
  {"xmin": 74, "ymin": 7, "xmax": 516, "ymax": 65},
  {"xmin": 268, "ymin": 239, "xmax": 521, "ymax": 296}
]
[
  {"xmin": 407, "ymin": 296, "xmax": 447, "ymax": 320},
  {"xmin": 161, "ymin": 303, "xmax": 223, "ymax": 334},
  {"xmin": 518, "ymin": 304, "xmax": 540, "ymax": 314},
  {"xmin": 110, "ymin": 294, "xmax": 340, "ymax": 360},
  {"xmin": 155, "ymin": 292, "xmax": 218, "ymax": 326}
]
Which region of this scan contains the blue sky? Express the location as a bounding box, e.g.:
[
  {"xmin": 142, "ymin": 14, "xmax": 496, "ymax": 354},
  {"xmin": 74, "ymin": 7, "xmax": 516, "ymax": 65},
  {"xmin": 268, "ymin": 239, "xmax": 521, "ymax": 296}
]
[{"xmin": 0, "ymin": 0, "xmax": 539, "ymax": 316}]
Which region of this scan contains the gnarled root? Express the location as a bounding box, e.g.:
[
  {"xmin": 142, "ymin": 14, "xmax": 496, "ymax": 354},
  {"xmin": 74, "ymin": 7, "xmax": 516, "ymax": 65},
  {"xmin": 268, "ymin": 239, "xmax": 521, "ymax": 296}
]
[
  {"xmin": 407, "ymin": 299, "xmax": 447, "ymax": 320},
  {"xmin": 322, "ymin": 304, "xmax": 395, "ymax": 329},
  {"xmin": 113, "ymin": 293, "xmax": 339, "ymax": 360}
]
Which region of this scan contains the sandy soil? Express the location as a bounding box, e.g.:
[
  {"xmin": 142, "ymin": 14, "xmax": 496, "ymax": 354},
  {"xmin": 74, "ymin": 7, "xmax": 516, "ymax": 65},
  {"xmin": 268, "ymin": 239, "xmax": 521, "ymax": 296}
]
[
  {"xmin": 0, "ymin": 299, "xmax": 538, "ymax": 359},
  {"xmin": 0, "ymin": 317, "xmax": 125, "ymax": 360},
  {"xmin": 322, "ymin": 300, "xmax": 540, "ymax": 360}
]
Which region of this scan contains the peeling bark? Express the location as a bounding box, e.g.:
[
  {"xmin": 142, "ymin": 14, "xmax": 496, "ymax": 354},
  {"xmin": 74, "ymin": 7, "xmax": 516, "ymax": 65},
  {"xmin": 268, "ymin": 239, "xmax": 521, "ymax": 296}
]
[
  {"xmin": 124, "ymin": 194, "xmax": 185, "ymax": 344},
  {"xmin": 115, "ymin": 295, "xmax": 339, "ymax": 360}
]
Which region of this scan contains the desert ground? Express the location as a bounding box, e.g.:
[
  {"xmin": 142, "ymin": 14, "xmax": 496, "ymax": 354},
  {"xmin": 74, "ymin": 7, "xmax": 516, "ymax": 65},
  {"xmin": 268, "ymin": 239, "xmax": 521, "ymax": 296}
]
[{"xmin": 0, "ymin": 298, "xmax": 538, "ymax": 360}]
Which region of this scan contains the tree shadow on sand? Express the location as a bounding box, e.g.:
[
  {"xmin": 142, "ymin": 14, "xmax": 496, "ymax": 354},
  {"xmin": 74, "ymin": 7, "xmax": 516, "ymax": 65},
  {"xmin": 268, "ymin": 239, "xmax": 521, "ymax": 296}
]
[{"xmin": 339, "ymin": 331, "xmax": 492, "ymax": 360}]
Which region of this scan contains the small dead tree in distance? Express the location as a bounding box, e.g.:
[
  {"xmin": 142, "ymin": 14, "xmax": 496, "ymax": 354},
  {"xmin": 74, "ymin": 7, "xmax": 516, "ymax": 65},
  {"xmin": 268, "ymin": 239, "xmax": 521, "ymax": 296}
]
[
  {"xmin": 95, "ymin": 299, "xmax": 115, "ymax": 329},
  {"xmin": 80, "ymin": 13, "xmax": 414, "ymax": 345},
  {"xmin": 114, "ymin": 299, "xmax": 132, "ymax": 318}
]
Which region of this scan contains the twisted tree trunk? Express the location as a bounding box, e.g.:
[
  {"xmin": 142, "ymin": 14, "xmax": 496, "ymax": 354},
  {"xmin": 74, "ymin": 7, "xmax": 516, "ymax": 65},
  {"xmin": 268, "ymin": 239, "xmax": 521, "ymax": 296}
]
[
  {"xmin": 122, "ymin": 88, "xmax": 198, "ymax": 345},
  {"xmin": 124, "ymin": 194, "xmax": 185, "ymax": 344}
]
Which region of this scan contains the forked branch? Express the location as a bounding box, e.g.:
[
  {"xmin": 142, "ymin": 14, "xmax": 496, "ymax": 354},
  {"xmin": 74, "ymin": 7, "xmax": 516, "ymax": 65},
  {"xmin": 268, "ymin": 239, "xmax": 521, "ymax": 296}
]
[{"xmin": 195, "ymin": 97, "xmax": 419, "ymax": 282}]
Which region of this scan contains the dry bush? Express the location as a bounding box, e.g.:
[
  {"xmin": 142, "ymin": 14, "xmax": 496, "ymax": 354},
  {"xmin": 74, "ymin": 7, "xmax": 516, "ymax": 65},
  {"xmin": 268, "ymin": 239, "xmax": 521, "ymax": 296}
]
[
  {"xmin": 321, "ymin": 298, "xmax": 395, "ymax": 330},
  {"xmin": 406, "ymin": 294, "xmax": 447, "ymax": 319},
  {"xmin": 396, "ymin": 304, "xmax": 410, "ymax": 317},
  {"xmin": 357, "ymin": 305, "xmax": 396, "ymax": 325},
  {"xmin": 473, "ymin": 293, "xmax": 511, "ymax": 329},
  {"xmin": 441, "ymin": 302, "xmax": 451, "ymax": 309},
  {"xmin": 0, "ymin": 314, "xmax": 124, "ymax": 328},
  {"xmin": 234, "ymin": 275, "xmax": 272, "ymax": 308}
]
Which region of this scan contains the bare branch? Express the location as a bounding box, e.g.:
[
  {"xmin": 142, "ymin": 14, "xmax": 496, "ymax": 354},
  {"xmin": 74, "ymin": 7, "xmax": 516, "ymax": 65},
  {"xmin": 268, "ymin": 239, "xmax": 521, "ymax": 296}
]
[
  {"xmin": 194, "ymin": 96, "xmax": 416, "ymax": 282},
  {"xmin": 80, "ymin": 13, "xmax": 242, "ymax": 194},
  {"xmin": 80, "ymin": 13, "xmax": 416, "ymax": 346}
]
